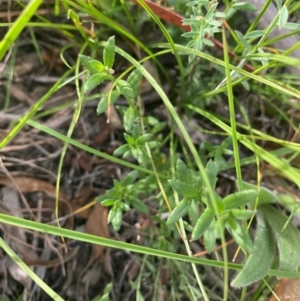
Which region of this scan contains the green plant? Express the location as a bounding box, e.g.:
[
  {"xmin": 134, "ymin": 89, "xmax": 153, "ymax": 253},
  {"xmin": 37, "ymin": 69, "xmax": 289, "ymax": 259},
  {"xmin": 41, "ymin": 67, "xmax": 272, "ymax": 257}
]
[
  {"xmin": 1, "ymin": 0, "xmax": 300, "ymax": 300},
  {"xmin": 182, "ymin": 0, "xmax": 225, "ymax": 55},
  {"xmin": 77, "ymin": 1, "xmax": 300, "ymax": 296},
  {"xmin": 97, "ymin": 170, "xmax": 149, "ymax": 231}
]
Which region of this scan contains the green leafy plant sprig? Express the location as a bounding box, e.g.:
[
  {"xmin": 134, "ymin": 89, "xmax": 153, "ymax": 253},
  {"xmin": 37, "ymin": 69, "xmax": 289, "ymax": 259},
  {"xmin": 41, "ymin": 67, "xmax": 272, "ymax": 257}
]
[
  {"xmin": 182, "ymin": 0, "xmax": 225, "ymax": 59},
  {"xmin": 165, "ymin": 158, "xmax": 300, "ymax": 287},
  {"xmin": 80, "ymin": 36, "xmax": 167, "ymax": 231},
  {"xmin": 96, "ymin": 170, "xmax": 149, "ymax": 231},
  {"xmin": 166, "ymin": 158, "xmax": 257, "ymax": 253},
  {"xmin": 79, "ymin": 32, "xmax": 300, "ymax": 292}
]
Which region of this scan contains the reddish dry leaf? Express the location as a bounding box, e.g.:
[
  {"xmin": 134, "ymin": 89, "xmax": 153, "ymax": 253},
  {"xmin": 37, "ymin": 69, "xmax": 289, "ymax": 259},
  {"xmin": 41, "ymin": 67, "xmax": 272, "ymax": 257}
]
[
  {"xmin": 130, "ymin": 0, "xmax": 190, "ymax": 31},
  {"xmin": 85, "ymin": 203, "xmax": 110, "ymax": 261},
  {"xmin": 269, "ymin": 277, "xmax": 300, "ymax": 301}
]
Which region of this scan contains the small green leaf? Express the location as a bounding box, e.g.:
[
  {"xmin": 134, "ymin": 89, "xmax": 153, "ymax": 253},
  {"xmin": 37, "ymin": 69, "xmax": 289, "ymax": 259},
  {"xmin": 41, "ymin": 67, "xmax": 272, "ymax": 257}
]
[
  {"xmin": 136, "ymin": 133, "xmax": 152, "ymax": 144},
  {"xmin": 231, "ymin": 212, "xmax": 274, "ymax": 287},
  {"xmin": 223, "ymin": 189, "xmax": 258, "ymax": 210},
  {"xmin": 205, "ymin": 160, "xmax": 218, "ymax": 190},
  {"xmin": 127, "ymin": 69, "xmax": 143, "ymax": 96},
  {"xmin": 84, "ymin": 73, "xmax": 110, "ymax": 92},
  {"xmin": 203, "ymin": 220, "xmax": 216, "ymax": 253},
  {"xmin": 282, "ymin": 22, "xmax": 300, "ymax": 31},
  {"xmin": 103, "ymin": 282, "xmax": 113, "ymax": 295},
  {"xmin": 122, "ymin": 170, "xmax": 138, "ymax": 186},
  {"xmin": 188, "ymin": 198, "xmax": 200, "ymax": 226},
  {"xmin": 276, "ymin": 0, "xmax": 282, "ymax": 10},
  {"xmin": 244, "ymin": 30, "xmax": 265, "ymax": 39},
  {"xmin": 176, "ymin": 159, "xmax": 190, "ymax": 183},
  {"xmin": 108, "ymin": 208, "xmax": 116, "ymax": 224},
  {"xmin": 101, "ymin": 199, "xmax": 116, "ymax": 206},
  {"xmin": 152, "ymin": 122, "xmax": 167, "ymax": 134},
  {"xmin": 276, "ymin": 193, "xmax": 300, "ymax": 218},
  {"xmin": 120, "ymin": 203, "xmax": 130, "ymax": 211},
  {"xmin": 97, "ymin": 282, "xmax": 113, "ymax": 301},
  {"xmin": 260, "ymin": 205, "xmax": 300, "ymax": 271},
  {"xmin": 97, "ymin": 91, "xmax": 120, "ymax": 115},
  {"xmin": 203, "ymin": 38, "xmax": 214, "ymax": 47},
  {"xmin": 130, "ymin": 198, "xmax": 149, "ymax": 214},
  {"xmin": 278, "ymin": 6, "xmax": 289, "ymax": 30},
  {"xmin": 242, "ymin": 182, "xmax": 278, "ymax": 206},
  {"xmin": 131, "ymin": 147, "xmax": 144, "ymax": 163},
  {"xmin": 112, "ymin": 179, "xmax": 122, "ymax": 190},
  {"xmin": 235, "ymin": 30, "xmax": 250, "ymax": 51},
  {"xmin": 191, "ymin": 207, "xmax": 215, "ymax": 241},
  {"xmin": 232, "ymin": 2, "xmax": 257, "ymax": 12},
  {"xmin": 168, "ymin": 179, "xmax": 198, "ymax": 198},
  {"xmin": 167, "ymin": 198, "xmax": 192, "ymax": 225},
  {"xmin": 103, "ymin": 36, "xmax": 115, "ymax": 68},
  {"xmin": 136, "ymin": 290, "xmax": 145, "ymax": 301},
  {"xmin": 116, "ymin": 80, "xmax": 134, "ymax": 103},
  {"xmin": 215, "ymin": 194, "xmax": 225, "ymax": 213},
  {"xmin": 124, "ymin": 106, "xmax": 136, "ymax": 133},
  {"xmin": 225, "ymin": 8, "xmax": 237, "ymax": 19},
  {"xmin": 257, "ymin": 48, "xmax": 269, "ymax": 65},
  {"xmin": 107, "ymin": 190, "xmax": 119, "ymax": 199},
  {"xmin": 147, "ymin": 141, "xmax": 159, "ymax": 148},
  {"xmin": 182, "ymin": 220, "xmax": 194, "ymax": 232},
  {"xmin": 113, "ymin": 144, "xmax": 130, "ymax": 156},
  {"xmin": 230, "ymin": 209, "xmax": 256, "ymax": 220},
  {"xmin": 90, "ymin": 60, "xmax": 105, "ymax": 72},
  {"xmin": 226, "ymin": 218, "xmax": 253, "ymax": 252},
  {"xmin": 123, "ymin": 150, "xmax": 133, "ymax": 159},
  {"xmin": 68, "ymin": 9, "xmax": 80, "ymax": 23},
  {"xmin": 112, "ymin": 209, "xmax": 122, "ymax": 231},
  {"xmin": 145, "ymin": 116, "xmax": 159, "ymax": 126},
  {"xmin": 124, "ymin": 133, "xmax": 135, "ymax": 144},
  {"xmin": 79, "ymin": 55, "xmax": 102, "ymax": 74}
]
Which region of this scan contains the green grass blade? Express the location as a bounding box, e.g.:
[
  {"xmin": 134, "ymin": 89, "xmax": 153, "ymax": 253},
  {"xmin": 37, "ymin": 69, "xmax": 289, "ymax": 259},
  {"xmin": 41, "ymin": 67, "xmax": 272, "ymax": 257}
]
[
  {"xmin": 185, "ymin": 104, "xmax": 300, "ymax": 187},
  {"xmin": 222, "ymin": 26, "xmax": 243, "ymax": 193},
  {"xmin": 0, "ymin": 0, "xmax": 43, "ymax": 60},
  {"xmin": 26, "ymin": 119, "xmax": 157, "ymax": 176},
  {"xmin": 159, "ymin": 43, "xmax": 300, "ymax": 99},
  {"xmin": 0, "ymin": 213, "xmax": 299, "ymax": 279},
  {"xmin": 0, "ymin": 68, "xmax": 74, "ymax": 149}
]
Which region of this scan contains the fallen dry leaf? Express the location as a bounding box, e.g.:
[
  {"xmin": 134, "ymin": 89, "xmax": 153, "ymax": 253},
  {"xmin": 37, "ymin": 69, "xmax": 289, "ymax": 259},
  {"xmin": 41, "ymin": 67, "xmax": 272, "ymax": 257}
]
[
  {"xmin": 85, "ymin": 203, "xmax": 110, "ymax": 261},
  {"xmin": 269, "ymin": 277, "xmax": 300, "ymax": 301}
]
